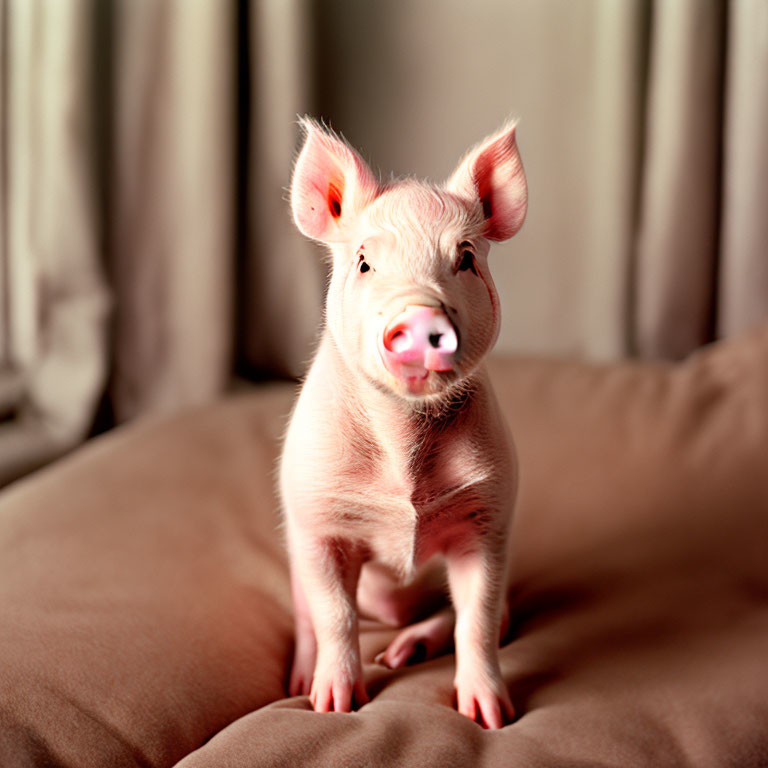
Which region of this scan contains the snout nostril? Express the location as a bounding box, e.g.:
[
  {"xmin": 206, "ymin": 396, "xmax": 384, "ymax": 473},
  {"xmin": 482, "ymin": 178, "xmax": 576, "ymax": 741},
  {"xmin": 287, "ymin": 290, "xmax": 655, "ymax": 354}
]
[
  {"xmin": 428, "ymin": 333, "xmax": 442, "ymax": 349},
  {"xmin": 388, "ymin": 330, "xmax": 412, "ymax": 354}
]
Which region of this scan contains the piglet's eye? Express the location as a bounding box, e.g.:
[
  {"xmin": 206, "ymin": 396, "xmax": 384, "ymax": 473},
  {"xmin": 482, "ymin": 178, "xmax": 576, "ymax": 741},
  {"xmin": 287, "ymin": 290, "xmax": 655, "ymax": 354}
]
[
  {"xmin": 357, "ymin": 254, "xmax": 371, "ymax": 274},
  {"xmin": 457, "ymin": 250, "xmax": 477, "ymax": 275}
]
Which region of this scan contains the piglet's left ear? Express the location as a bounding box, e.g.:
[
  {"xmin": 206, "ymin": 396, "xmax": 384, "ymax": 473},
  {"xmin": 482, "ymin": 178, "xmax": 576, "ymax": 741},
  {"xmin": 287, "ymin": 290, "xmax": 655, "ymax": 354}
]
[{"xmin": 446, "ymin": 121, "xmax": 528, "ymax": 242}]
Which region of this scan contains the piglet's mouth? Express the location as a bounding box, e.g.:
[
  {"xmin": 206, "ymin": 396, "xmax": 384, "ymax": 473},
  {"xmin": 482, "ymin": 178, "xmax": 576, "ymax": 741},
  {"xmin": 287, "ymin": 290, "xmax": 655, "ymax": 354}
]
[
  {"xmin": 379, "ymin": 348, "xmax": 457, "ymax": 397},
  {"xmin": 381, "ymin": 362, "xmax": 437, "ymax": 396},
  {"xmin": 393, "ymin": 363, "xmax": 431, "ymax": 394}
]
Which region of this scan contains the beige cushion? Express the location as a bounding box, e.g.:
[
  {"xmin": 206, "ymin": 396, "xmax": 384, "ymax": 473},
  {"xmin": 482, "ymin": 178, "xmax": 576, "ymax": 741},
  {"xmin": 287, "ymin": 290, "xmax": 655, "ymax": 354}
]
[{"xmin": 1, "ymin": 327, "xmax": 767, "ymax": 767}]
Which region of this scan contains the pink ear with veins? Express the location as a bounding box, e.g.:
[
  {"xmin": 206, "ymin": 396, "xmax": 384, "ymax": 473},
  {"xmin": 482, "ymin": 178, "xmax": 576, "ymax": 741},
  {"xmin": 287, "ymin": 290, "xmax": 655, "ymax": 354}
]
[
  {"xmin": 446, "ymin": 122, "xmax": 528, "ymax": 242},
  {"xmin": 291, "ymin": 118, "xmax": 379, "ymax": 243}
]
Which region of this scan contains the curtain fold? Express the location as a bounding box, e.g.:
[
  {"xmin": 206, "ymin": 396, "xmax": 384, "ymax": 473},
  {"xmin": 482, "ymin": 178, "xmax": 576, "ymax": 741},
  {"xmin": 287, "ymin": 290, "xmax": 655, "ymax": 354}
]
[
  {"xmin": 635, "ymin": 0, "xmax": 768, "ymax": 358},
  {"xmin": 0, "ymin": 0, "xmax": 109, "ymax": 484},
  {"xmin": 634, "ymin": 0, "xmax": 725, "ymax": 358},
  {"xmin": 717, "ymin": 0, "xmax": 768, "ymax": 340},
  {"xmin": 110, "ymin": 0, "xmax": 235, "ymax": 421},
  {"xmin": 239, "ymin": 0, "xmax": 323, "ymax": 379}
]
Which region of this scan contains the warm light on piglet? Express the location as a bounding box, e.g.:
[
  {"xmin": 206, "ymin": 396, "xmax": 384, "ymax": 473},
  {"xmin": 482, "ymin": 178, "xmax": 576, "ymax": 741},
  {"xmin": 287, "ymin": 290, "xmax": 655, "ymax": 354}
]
[{"xmin": 281, "ymin": 117, "xmax": 528, "ymax": 729}]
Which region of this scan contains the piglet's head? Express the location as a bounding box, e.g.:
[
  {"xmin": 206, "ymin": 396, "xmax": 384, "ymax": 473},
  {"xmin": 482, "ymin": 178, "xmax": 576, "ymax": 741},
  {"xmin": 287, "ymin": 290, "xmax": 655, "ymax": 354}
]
[{"xmin": 290, "ymin": 117, "xmax": 527, "ymax": 401}]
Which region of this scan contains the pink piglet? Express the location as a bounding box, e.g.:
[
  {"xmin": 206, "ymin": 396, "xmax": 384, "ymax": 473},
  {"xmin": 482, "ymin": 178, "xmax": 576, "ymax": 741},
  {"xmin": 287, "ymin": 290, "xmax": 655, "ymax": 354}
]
[{"xmin": 280, "ymin": 117, "xmax": 527, "ymax": 729}]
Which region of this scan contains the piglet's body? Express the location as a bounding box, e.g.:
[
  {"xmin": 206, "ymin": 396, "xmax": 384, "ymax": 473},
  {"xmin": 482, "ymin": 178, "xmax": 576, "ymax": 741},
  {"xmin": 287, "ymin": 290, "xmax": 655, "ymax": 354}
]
[{"xmin": 281, "ymin": 119, "xmax": 527, "ymax": 729}]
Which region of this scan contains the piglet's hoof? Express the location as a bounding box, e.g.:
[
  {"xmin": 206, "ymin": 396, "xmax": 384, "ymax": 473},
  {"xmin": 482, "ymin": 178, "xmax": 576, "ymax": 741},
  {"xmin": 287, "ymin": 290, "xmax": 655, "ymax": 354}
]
[
  {"xmin": 454, "ymin": 672, "xmax": 515, "ymax": 730},
  {"xmin": 375, "ymin": 607, "xmax": 455, "ymax": 669},
  {"xmin": 310, "ymin": 668, "xmax": 368, "ymax": 713}
]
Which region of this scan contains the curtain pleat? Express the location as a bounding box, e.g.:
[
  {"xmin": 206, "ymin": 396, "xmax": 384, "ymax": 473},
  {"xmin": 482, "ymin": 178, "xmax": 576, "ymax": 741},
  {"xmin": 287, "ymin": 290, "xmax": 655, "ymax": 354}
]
[
  {"xmin": 635, "ymin": 0, "xmax": 768, "ymax": 357},
  {"xmin": 634, "ymin": 0, "xmax": 725, "ymax": 359},
  {"xmin": 717, "ymin": 0, "xmax": 768, "ymax": 339},
  {"xmin": 0, "ymin": 0, "xmax": 108, "ymax": 484},
  {"xmin": 110, "ymin": 0, "xmax": 234, "ymax": 421},
  {"xmin": 239, "ymin": 0, "xmax": 323, "ymax": 379},
  {"xmin": 0, "ymin": 0, "xmax": 10, "ymax": 379}
]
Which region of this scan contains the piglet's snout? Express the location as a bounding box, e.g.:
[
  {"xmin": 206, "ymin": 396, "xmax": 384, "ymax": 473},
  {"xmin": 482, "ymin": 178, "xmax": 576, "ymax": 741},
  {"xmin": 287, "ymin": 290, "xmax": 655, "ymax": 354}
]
[{"xmin": 381, "ymin": 305, "xmax": 458, "ymax": 374}]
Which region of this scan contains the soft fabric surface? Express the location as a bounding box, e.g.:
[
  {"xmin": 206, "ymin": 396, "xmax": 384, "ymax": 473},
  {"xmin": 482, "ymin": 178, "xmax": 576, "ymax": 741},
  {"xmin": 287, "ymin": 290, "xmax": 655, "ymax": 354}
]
[{"xmin": 1, "ymin": 327, "xmax": 767, "ymax": 767}]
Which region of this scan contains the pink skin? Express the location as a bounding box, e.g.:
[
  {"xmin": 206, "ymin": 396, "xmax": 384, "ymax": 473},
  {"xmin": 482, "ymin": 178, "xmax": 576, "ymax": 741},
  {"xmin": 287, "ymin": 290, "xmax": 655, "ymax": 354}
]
[{"xmin": 281, "ymin": 117, "xmax": 527, "ymax": 729}]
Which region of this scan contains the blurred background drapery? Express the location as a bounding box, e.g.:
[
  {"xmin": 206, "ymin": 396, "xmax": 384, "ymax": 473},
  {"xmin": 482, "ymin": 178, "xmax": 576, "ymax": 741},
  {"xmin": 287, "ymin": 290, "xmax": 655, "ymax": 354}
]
[{"xmin": 0, "ymin": 0, "xmax": 766, "ymax": 484}]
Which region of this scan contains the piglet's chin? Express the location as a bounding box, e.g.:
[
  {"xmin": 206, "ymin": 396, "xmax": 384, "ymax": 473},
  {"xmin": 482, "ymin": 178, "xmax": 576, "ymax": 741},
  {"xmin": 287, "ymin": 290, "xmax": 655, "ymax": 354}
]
[
  {"xmin": 396, "ymin": 365, "xmax": 431, "ymax": 396},
  {"xmin": 379, "ymin": 355, "xmax": 456, "ymax": 398}
]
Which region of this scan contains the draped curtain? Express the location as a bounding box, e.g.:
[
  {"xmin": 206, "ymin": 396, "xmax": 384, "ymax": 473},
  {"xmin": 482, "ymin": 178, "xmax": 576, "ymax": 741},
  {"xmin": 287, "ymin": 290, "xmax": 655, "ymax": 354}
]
[
  {"xmin": 0, "ymin": 0, "xmax": 109, "ymax": 484},
  {"xmin": 0, "ymin": 0, "xmax": 766, "ymax": 485},
  {"xmin": 636, "ymin": 0, "xmax": 768, "ymax": 357}
]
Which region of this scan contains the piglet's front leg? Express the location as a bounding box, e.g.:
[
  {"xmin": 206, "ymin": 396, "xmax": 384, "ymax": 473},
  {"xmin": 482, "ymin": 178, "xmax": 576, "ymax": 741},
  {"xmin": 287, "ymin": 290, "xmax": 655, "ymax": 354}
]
[
  {"xmin": 447, "ymin": 540, "xmax": 514, "ymax": 730},
  {"xmin": 290, "ymin": 533, "xmax": 368, "ymax": 713}
]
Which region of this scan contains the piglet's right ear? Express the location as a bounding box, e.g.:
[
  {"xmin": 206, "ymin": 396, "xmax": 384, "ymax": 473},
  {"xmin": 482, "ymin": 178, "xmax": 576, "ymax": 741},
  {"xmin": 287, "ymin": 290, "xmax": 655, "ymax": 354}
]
[{"xmin": 291, "ymin": 118, "xmax": 379, "ymax": 243}]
